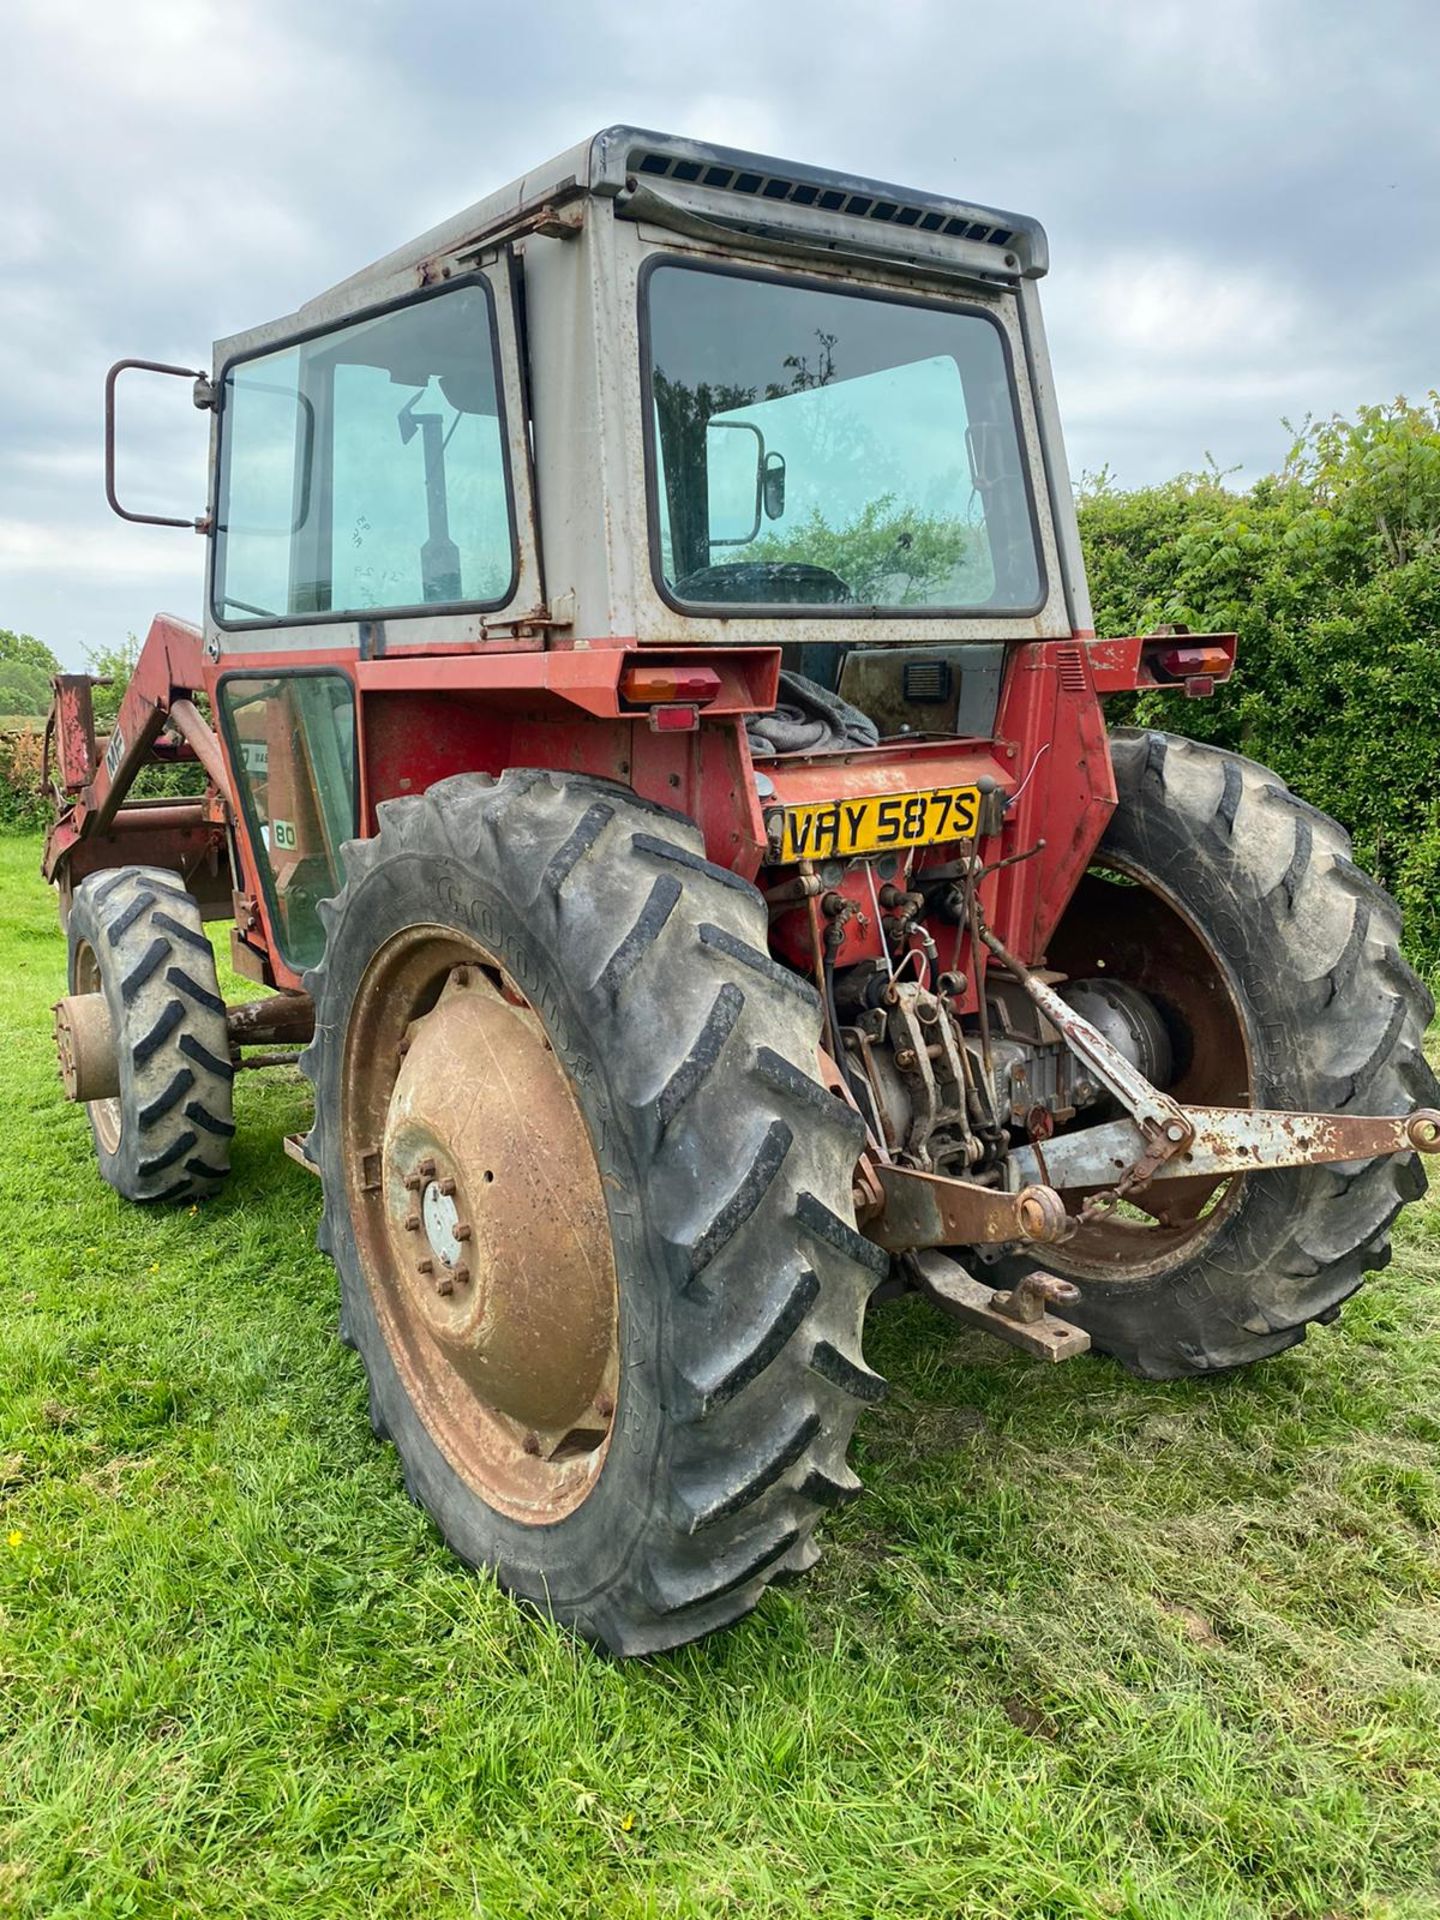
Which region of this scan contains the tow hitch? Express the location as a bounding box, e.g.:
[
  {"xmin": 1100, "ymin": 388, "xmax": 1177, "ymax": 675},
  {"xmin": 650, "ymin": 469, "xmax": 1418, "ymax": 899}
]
[
  {"xmin": 912, "ymin": 1252, "xmax": 1091, "ymax": 1363},
  {"xmin": 978, "ymin": 923, "xmax": 1440, "ymax": 1200},
  {"xmin": 858, "ymin": 925, "xmax": 1440, "ymax": 1363}
]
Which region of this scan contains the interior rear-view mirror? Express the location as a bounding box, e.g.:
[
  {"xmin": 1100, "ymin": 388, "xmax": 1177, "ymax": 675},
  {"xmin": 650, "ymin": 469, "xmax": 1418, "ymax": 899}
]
[{"xmin": 762, "ymin": 449, "xmax": 786, "ymax": 521}]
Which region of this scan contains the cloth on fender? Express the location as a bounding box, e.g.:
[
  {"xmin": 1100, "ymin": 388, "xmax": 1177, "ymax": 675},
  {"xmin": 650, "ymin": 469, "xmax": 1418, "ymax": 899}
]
[{"xmin": 745, "ymin": 671, "xmax": 879, "ymax": 757}]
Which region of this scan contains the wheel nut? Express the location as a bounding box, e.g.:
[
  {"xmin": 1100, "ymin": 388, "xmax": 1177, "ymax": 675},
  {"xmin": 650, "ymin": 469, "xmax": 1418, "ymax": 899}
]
[
  {"xmin": 595, "ymin": 1392, "xmax": 615, "ymax": 1419},
  {"xmin": 417, "ymin": 1258, "xmax": 434, "ymax": 1276},
  {"xmin": 523, "ymin": 1431, "xmax": 541, "ymax": 1456},
  {"xmin": 419, "ymin": 1158, "xmax": 437, "ymax": 1180},
  {"xmin": 454, "ymin": 1222, "xmax": 471, "ymax": 1242},
  {"xmin": 404, "ymin": 1211, "xmax": 421, "ymax": 1232},
  {"xmin": 439, "ymin": 1177, "xmax": 456, "ymax": 1197},
  {"xmin": 436, "ymin": 1276, "xmax": 454, "ymax": 1297},
  {"xmin": 404, "ymin": 1173, "xmax": 423, "ymax": 1192},
  {"xmin": 451, "ymin": 1264, "xmax": 470, "ymax": 1285}
]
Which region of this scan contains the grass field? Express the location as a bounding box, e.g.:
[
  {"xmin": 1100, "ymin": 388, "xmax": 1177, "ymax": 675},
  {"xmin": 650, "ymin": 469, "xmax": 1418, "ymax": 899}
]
[{"xmin": 3, "ymin": 832, "xmax": 1440, "ymax": 1918}]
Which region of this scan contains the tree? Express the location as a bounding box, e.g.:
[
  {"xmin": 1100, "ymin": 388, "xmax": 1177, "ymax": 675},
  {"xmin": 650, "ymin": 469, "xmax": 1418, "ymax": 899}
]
[
  {"xmin": 0, "ymin": 628, "xmax": 60, "ymax": 720},
  {"xmin": 81, "ymin": 635, "xmax": 206, "ymax": 801},
  {"xmin": 83, "ymin": 637, "xmax": 141, "ymax": 734},
  {"xmin": 0, "ymin": 628, "xmax": 60, "ymax": 675}
]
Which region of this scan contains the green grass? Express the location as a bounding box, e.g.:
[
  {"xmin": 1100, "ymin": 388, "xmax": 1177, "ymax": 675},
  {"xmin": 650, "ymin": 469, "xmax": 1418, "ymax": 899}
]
[{"xmin": 2, "ymin": 831, "xmax": 1440, "ymax": 1918}]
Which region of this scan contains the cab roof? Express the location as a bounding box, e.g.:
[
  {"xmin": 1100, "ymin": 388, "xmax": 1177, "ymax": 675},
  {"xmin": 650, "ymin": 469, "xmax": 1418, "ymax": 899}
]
[{"xmin": 306, "ymin": 126, "xmax": 1048, "ymax": 322}]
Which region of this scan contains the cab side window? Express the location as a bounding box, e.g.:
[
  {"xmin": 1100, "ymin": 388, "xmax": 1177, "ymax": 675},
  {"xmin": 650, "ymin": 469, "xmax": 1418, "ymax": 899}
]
[
  {"xmin": 220, "ymin": 673, "xmax": 356, "ymax": 967},
  {"xmin": 214, "ymin": 282, "xmax": 515, "ymax": 625}
]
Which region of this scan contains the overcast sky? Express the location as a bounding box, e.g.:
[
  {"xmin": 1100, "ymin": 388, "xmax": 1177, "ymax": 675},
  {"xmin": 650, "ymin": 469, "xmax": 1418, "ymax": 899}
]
[{"xmin": 2, "ymin": 0, "xmax": 1436, "ymax": 667}]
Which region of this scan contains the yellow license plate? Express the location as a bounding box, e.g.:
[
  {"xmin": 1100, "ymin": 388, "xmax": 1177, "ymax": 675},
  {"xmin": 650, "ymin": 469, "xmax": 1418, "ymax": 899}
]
[{"xmin": 768, "ymin": 786, "xmax": 982, "ymax": 863}]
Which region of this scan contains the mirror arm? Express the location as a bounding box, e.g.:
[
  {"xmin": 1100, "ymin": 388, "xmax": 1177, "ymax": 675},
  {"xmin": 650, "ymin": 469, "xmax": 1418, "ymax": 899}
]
[{"xmin": 104, "ymin": 358, "xmax": 211, "ymax": 531}]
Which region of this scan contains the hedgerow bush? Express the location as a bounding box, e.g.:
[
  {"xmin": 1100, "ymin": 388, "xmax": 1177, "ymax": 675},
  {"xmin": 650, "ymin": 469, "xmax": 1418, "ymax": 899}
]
[
  {"xmin": 0, "ymin": 636, "xmax": 204, "ymax": 832},
  {"xmin": 0, "ymin": 627, "xmax": 58, "ymax": 830},
  {"xmin": 0, "ymin": 728, "xmax": 48, "ymax": 831},
  {"xmin": 1079, "ymin": 397, "xmax": 1440, "ymax": 976}
]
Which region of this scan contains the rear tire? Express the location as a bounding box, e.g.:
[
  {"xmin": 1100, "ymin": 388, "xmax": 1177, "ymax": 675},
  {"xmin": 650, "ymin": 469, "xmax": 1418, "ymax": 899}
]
[
  {"xmin": 302, "ymin": 770, "xmax": 884, "ymax": 1655},
  {"xmin": 66, "ymin": 866, "xmax": 234, "ymax": 1203},
  {"xmin": 992, "ymin": 729, "xmax": 1437, "ymax": 1378}
]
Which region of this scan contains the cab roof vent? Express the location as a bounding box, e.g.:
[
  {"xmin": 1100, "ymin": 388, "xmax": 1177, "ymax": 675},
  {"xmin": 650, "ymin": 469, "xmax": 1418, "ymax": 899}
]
[{"xmin": 631, "ymin": 149, "xmax": 1015, "ymax": 249}]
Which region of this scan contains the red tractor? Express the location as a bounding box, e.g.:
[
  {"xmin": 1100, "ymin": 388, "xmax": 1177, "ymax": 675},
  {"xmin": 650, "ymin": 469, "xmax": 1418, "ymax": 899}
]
[{"xmin": 46, "ymin": 129, "xmax": 1439, "ymax": 1654}]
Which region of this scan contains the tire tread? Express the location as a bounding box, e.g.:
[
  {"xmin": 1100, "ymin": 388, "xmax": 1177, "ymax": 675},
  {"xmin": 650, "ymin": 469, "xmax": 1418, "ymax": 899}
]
[{"xmin": 67, "ymin": 868, "xmax": 234, "ymax": 1204}]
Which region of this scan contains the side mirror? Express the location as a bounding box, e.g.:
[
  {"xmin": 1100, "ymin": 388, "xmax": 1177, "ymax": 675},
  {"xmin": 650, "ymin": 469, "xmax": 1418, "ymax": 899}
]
[
  {"xmin": 706, "ymin": 419, "xmax": 764, "ymax": 546},
  {"xmin": 104, "ymin": 358, "xmax": 213, "ymax": 531},
  {"xmin": 762, "ymin": 449, "xmax": 786, "ymax": 521}
]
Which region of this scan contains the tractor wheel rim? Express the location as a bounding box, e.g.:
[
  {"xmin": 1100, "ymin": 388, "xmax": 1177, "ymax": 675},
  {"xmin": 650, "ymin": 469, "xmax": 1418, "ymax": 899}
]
[
  {"xmin": 1040, "ymin": 856, "xmax": 1253, "ymax": 1283},
  {"xmin": 74, "ymin": 939, "xmax": 122, "ymax": 1155},
  {"xmin": 342, "ymin": 927, "xmax": 619, "ymax": 1525}
]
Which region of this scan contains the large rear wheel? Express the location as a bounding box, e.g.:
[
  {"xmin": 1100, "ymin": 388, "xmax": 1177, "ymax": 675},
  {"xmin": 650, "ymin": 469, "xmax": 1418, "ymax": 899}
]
[
  {"xmin": 989, "ymin": 729, "xmax": 1437, "ymax": 1378},
  {"xmin": 302, "ymin": 770, "xmax": 884, "ymax": 1654}
]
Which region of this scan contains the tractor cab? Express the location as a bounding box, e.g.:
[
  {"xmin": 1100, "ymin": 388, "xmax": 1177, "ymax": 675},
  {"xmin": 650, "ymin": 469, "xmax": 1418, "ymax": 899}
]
[{"xmin": 199, "ymin": 126, "xmax": 1082, "ymax": 665}]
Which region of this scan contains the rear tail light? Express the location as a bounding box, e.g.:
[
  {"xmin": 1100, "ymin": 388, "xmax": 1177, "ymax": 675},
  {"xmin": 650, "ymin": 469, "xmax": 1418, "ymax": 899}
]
[
  {"xmin": 647, "ymin": 704, "xmax": 700, "ymax": 733},
  {"xmin": 1149, "ymin": 643, "xmax": 1233, "ymax": 681},
  {"xmin": 620, "ymin": 664, "xmax": 723, "ymax": 706}
]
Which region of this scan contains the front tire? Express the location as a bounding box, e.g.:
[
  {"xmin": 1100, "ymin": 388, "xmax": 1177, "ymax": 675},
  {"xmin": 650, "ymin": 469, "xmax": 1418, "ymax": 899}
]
[
  {"xmin": 66, "ymin": 866, "xmax": 235, "ymax": 1204},
  {"xmin": 993, "ymin": 729, "xmax": 1437, "ymax": 1379},
  {"xmin": 302, "ymin": 771, "xmax": 884, "ymax": 1655}
]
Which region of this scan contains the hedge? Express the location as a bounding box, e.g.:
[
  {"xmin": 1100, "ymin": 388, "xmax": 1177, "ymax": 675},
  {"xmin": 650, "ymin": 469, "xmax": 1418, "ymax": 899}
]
[
  {"xmin": 0, "ymin": 728, "xmax": 48, "ymax": 832},
  {"xmin": 1079, "ymin": 397, "xmax": 1440, "ymax": 976}
]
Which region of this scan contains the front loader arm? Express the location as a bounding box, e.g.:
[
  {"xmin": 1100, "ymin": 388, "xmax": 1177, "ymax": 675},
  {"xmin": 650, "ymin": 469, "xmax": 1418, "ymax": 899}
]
[{"xmin": 42, "ymin": 614, "xmax": 236, "ymax": 917}]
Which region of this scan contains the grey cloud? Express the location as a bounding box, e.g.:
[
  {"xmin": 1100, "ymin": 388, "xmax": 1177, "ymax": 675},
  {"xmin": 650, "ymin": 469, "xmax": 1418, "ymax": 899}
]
[{"xmin": 1, "ymin": 0, "xmax": 1435, "ymax": 664}]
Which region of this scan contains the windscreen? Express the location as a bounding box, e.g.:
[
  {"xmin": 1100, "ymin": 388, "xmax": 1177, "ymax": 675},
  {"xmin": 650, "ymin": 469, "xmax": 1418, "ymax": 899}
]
[
  {"xmin": 645, "ymin": 262, "xmax": 1042, "ymax": 614},
  {"xmin": 214, "ymin": 281, "xmax": 515, "ymax": 625}
]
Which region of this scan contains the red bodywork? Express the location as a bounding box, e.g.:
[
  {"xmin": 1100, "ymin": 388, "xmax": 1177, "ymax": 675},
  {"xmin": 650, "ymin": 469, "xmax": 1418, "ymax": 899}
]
[{"xmin": 43, "ymin": 618, "xmax": 1236, "ymax": 998}]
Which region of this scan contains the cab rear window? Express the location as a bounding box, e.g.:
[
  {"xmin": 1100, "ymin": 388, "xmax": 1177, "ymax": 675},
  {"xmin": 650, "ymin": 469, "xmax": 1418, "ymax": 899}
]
[{"xmin": 644, "ymin": 260, "xmax": 1042, "ymax": 616}]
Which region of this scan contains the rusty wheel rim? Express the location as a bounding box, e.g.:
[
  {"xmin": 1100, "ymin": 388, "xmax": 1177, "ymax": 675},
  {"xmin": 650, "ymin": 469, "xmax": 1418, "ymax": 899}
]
[
  {"xmin": 342, "ymin": 926, "xmax": 619, "ymax": 1525},
  {"xmin": 75, "ymin": 939, "xmax": 122, "ymax": 1155},
  {"xmin": 1041, "ymin": 858, "xmax": 1254, "ymax": 1282}
]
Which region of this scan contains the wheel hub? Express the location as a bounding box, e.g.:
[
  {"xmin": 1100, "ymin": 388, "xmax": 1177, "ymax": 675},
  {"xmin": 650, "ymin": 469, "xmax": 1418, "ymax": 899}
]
[
  {"xmin": 54, "ymin": 991, "xmax": 120, "ymax": 1104},
  {"xmin": 349, "ymin": 945, "xmax": 619, "ymax": 1523},
  {"xmin": 70, "ymin": 941, "xmax": 122, "ymax": 1153},
  {"xmin": 420, "ymin": 1180, "xmax": 464, "ymax": 1270}
]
